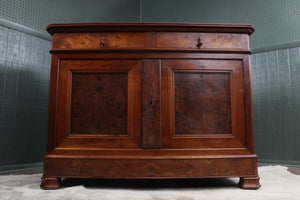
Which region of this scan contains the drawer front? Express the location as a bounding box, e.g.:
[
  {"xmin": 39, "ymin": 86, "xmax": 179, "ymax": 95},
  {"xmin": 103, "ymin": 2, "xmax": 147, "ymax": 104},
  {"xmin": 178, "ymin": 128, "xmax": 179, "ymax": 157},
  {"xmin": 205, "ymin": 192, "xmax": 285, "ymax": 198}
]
[
  {"xmin": 55, "ymin": 32, "xmax": 147, "ymax": 49},
  {"xmin": 156, "ymin": 32, "xmax": 248, "ymax": 49}
]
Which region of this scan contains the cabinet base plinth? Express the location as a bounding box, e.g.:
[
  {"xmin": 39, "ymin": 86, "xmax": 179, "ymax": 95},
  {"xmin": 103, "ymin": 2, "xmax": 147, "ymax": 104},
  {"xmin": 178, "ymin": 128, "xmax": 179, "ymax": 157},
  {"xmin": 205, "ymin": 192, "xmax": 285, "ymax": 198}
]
[
  {"xmin": 40, "ymin": 177, "xmax": 61, "ymax": 190},
  {"xmin": 239, "ymin": 176, "xmax": 261, "ymax": 189},
  {"xmin": 41, "ymin": 154, "xmax": 259, "ymax": 189}
]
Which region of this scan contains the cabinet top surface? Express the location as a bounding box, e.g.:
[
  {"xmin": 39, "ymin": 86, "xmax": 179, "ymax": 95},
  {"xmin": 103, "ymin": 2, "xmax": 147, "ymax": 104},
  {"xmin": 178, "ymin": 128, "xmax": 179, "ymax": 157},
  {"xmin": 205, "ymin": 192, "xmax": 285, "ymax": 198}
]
[{"xmin": 46, "ymin": 22, "xmax": 255, "ymax": 35}]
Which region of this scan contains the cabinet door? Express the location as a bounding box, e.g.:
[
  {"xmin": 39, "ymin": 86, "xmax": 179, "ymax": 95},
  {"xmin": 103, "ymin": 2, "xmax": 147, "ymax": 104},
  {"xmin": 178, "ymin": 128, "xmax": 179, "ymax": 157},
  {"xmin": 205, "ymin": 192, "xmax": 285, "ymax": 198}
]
[
  {"xmin": 56, "ymin": 60, "xmax": 141, "ymax": 149},
  {"xmin": 161, "ymin": 59, "xmax": 246, "ymax": 149}
]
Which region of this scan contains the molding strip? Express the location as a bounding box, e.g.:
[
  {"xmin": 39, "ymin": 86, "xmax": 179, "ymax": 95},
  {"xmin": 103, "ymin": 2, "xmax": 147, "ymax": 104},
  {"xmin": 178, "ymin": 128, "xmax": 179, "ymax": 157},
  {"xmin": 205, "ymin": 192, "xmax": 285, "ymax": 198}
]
[
  {"xmin": 0, "ymin": 18, "xmax": 51, "ymax": 41},
  {"xmin": 258, "ymin": 159, "xmax": 300, "ymax": 167},
  {"xmin": 252, "ymin": 40, "xmax": 300, "ymax": 54},
  {"xmin": 0, "ymin": 162, "xmax": 43, "ymax": 174}
]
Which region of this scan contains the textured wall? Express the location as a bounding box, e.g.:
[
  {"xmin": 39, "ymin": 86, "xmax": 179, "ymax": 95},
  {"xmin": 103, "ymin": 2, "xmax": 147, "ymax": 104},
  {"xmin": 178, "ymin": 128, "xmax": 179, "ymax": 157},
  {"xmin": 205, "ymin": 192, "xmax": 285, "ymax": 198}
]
[
  {"xmin": 0, "ymin": 24, "xmax": 51, "ymax": 166},
  {"xmin": 0, "ymin": 0, "xmax": 140, "ymax": 32},
  {"xmin": 141, "ymin": 0, "xmax": 300, "ymax": 51},
  {"xmin": 251, "ymin": 48, "xmax": 300, "ymax": 163}
]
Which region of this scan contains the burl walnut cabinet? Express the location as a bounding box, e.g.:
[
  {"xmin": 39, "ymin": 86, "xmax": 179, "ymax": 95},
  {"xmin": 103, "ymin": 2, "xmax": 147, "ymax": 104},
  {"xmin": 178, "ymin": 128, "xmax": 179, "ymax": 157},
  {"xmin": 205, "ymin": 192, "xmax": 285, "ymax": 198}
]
[{"xmin": 41, "ymin": 23, "xmax": 260, "ymax": 189}]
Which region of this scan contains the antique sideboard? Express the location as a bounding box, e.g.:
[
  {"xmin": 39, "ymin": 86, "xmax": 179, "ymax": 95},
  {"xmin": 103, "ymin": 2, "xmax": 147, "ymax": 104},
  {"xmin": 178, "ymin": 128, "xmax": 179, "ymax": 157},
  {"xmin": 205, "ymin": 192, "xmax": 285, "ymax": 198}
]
[{"xmin": 41, "ymin": 23, "xmax": 260, "ymax": 189}]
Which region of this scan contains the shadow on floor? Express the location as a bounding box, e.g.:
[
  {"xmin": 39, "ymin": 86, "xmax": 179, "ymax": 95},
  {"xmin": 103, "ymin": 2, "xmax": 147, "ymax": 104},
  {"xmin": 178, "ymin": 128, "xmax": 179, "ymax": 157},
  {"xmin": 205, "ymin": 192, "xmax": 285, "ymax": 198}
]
[{"xmin": 60, "ymin": 177, "xmax": 239, "ymax": 190}]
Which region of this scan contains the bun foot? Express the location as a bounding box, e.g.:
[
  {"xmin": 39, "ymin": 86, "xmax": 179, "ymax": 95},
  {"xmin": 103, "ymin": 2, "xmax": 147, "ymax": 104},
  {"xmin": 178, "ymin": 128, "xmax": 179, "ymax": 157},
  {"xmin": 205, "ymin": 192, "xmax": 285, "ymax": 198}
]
[
  {"xmin": 40, "ymin": 176, "xmax": 61, "ymax": 190},
  {"xmin": 239, "ymin": 176, "xmax": 261, "ymax": 189}
]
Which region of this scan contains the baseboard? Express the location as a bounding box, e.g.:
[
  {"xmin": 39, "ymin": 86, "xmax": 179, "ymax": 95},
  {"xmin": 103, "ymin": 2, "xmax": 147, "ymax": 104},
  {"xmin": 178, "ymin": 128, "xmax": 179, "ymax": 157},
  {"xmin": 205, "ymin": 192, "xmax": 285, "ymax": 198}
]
[
  {"xmin": 0, "ymin": 162, "xmax": 43, "ymax": 174},
  {"xmin": 258, "ymin": 159, "xmax": 300, "ymax": 167}
]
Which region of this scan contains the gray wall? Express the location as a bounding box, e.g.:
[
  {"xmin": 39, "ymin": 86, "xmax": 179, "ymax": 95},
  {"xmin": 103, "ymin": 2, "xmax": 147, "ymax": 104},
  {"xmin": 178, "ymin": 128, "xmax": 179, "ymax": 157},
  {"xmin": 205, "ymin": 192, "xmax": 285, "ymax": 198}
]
[
  {"xmin": 0, "ymin": 24, "xmax": 51, "ymax": 168},
  {"xmin": 252, "ymin": 48, "xmax": 300, "ymax": 164},
  {"xmin": 0, "ymin": 0, "xmax": 140, "ymax": 32},
  {"xmin": 142, "ymin": 0, "xmax": 300, "ymax": 52}
]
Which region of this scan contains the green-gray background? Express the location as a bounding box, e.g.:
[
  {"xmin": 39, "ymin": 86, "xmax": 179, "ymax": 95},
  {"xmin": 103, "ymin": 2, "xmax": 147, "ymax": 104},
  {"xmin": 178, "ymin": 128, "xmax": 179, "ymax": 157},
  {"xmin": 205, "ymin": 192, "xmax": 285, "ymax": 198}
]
[{"xmin": 0, "ymin": 0, "xmax": 299, "ymax": 171}]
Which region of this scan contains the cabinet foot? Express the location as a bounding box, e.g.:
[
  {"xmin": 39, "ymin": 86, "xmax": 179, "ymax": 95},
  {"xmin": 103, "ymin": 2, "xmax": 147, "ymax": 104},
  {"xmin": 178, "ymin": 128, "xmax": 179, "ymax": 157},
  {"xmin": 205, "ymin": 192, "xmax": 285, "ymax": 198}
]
[
  {"xmin": 40, "ymin": 176, "xmax": 61, "ymax": 190},
  {"xmin": 239, "ymin": 176, "xmax": 261, "ymax": 189}
]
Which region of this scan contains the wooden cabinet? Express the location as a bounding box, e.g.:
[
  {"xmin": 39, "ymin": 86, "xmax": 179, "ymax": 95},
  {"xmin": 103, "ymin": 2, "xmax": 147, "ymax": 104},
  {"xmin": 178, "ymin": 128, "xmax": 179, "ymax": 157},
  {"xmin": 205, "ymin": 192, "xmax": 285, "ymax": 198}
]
[{"xmin": 41, "ymin": 23, "xmax": 260, "ymax": 190}]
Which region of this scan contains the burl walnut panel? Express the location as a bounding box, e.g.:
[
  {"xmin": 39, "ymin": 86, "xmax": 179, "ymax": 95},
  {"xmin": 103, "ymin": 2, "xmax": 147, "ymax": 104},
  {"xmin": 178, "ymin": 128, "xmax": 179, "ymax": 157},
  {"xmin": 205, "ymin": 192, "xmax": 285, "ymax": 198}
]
[
  {"xmin": 55, "ymin": 59, "xmax": 142, "ymax": 149},
  {"xmin": 161, "ymin": 59, "xmax": 246, "ymax": 149},
  {"xmin": 71, "ymin": 73, "xmax": 128, "ymax": 135},
  {"xmin": 56, "ymin": 32, "xmax": 147, "ymax": 49},
  {"xmin": 156, "ymin": 32, "xmax": 248, "ymax": 49},
  {"xmin": 175, "ymin": 72, "xmax": 231, "ymax": 135}
]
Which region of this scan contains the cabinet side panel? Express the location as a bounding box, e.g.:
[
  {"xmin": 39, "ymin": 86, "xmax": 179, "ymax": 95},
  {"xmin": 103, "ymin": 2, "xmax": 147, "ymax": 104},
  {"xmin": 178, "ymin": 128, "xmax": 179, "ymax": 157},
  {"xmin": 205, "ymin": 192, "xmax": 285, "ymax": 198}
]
[{"xmin": 47, "ymin": 55, "xmax": 59, "ymax": 153}]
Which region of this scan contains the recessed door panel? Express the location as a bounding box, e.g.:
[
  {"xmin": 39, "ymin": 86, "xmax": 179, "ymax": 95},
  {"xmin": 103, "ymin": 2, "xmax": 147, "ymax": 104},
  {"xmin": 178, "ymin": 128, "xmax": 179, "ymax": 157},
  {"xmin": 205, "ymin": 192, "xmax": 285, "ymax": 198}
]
[
  {"xmin": 56, "ymin": 60, "xmax": 141, "ymax": 148},
  {"xmin": 162, "ymin": 59, "xmax": 246, "ymax": 148},
  {"xmin": 71, "ymin": 72, "xmax": 128, "ymax": 135},
  {"xmin": 174, "ymin": 72, "xmax": 232, "ymax": 135}
]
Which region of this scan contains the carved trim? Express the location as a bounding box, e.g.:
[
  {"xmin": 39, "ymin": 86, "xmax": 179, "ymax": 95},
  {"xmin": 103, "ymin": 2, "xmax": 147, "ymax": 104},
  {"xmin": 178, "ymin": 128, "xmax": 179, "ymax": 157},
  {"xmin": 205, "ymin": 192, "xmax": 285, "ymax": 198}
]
[{"xmin": 49, "ymin": 48, "xmax": 252, "ymax": 54}]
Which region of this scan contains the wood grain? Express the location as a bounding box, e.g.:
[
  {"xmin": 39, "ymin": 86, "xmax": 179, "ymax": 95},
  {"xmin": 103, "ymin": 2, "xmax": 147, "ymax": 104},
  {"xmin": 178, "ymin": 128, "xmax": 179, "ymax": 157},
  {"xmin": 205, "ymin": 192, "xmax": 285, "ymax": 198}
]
[
  {"xmin": 71, "ymin": 72, "xmax": 128, "ymax": 135},
  {"xmin": 156, "ymin": 32, "xmax": 248, "ymax": 49},
  {"xmin": 142, "ymin": 60, "xmax": 162, "ymax": 148},
  {"xmin": 46, "ymin": 22, "xmax": 255, "ymax": 35},
  {"xmin": 43, "ymin": 155, "xmax": 258, "ymax": 179},
  {"xmin": 161, "ymin": 59, "xmax": 246, "ymax": 149},
  {"xmin": 57, "ymin": 32, "xmax": 147, "ymax": 49},
  {"xmin": 174, "ymin": 72, "xmax": 231, "ymax": 135},
  {"xmin": 56, "ymin": 60, "xmax": 141, "ymax": 148}
]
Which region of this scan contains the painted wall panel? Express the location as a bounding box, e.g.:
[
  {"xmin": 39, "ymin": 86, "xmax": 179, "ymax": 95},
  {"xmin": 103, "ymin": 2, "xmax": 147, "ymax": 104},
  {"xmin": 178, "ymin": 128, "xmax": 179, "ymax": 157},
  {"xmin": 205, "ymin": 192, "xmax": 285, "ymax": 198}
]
[
  {"xmin": 0, "ymin": 24, "xmax": 51, "ymax": 167},
  {"xmin": 252, "ymin": 48, "xmax": 300, "ymax": 162},
  {"xmin": 0, "ymin": 0, "xmax": 140, "ymax": 32}
]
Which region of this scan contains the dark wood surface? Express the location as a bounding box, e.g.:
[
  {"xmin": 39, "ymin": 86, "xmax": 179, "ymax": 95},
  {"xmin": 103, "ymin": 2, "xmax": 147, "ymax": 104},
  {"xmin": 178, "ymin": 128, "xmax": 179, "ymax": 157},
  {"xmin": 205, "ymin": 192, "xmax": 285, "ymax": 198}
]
[
  {"xmin": 56, "ymin": 60, "xmax": 141, "ymax": 148},
  {"xmin": 71, "ymin": 72, "xmax": 128, "ymax": 135},
  {"xmin": 46, "ymin": 22, "xmax": 255, "ymax": 35},
  {"xmin": 174, "ymin": 72, "xmax": 231, "ymax": 135},
  {"xmin": 156, "ymin": 32, "xmax": 248, "ymax": 49},
  {"xmin": 142, "ymin": 60, "xmax": 162, "ymax": 148},
  {"xmin": 42, "ymin": 23, "xmax": 259, "ymax": 190},
  {"xmin": 161, "ymin": 59, "xmax": 246, "ymax": 149},
  {"xmin": 56, "ymin": 32, "xmax": 147, "ymax": 49}
]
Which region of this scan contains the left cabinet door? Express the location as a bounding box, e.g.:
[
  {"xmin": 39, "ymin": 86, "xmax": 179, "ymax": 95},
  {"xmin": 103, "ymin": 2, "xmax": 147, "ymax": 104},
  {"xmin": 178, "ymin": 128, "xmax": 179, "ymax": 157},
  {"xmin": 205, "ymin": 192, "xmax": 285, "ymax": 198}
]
[{"xmin": 55, "ymin": 59, "xmax": 141, "ymax": 149}]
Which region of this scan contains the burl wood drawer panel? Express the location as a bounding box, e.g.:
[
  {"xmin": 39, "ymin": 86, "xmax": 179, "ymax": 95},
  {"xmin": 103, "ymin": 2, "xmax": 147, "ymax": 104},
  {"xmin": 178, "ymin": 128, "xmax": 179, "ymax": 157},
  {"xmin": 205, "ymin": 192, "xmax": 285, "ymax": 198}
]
[
  {"xmin": 54, "ymin": 32, "xmax": 147, "ymax": 48},
  {"xmin": 156, "ymin": 32, "xmax": 249, "ymax": 49}
]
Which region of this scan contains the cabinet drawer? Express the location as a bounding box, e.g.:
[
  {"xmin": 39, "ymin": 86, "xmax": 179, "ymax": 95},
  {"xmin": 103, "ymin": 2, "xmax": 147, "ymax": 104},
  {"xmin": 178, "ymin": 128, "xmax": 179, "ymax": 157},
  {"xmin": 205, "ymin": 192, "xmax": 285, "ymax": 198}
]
[
  {"xmin": 55, "ymin": 32, "xmax": 147, "ymax": 49},
  {"xmin": 156, "ymin": 32, "xmax": 248, "ymax": 49}
]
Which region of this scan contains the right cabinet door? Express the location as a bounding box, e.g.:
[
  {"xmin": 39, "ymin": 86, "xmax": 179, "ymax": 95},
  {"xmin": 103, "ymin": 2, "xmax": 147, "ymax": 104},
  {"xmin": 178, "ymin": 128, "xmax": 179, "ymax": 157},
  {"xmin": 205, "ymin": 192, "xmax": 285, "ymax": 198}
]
[{"xmin": 161, "ymin": 59, "xmax": 247, "ymax": 149}]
